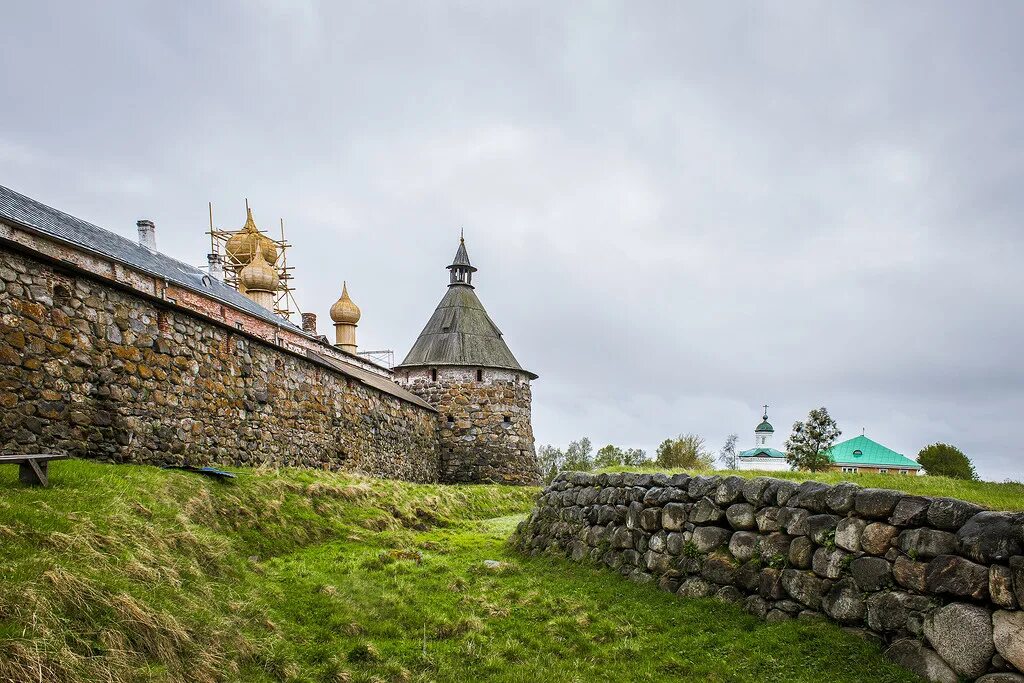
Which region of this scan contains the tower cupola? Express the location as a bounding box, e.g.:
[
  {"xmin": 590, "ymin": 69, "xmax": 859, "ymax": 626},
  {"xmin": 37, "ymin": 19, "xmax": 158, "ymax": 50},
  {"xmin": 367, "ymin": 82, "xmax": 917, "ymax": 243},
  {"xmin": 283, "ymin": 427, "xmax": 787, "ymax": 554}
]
[
  {"xmin": 238, "ymin": 247, "xmax": 279, "ymax": 309},
  {"xmin": 447, "ymin": 232, "xmax": 477, "ymax": 287},
  {"xmin": 755, "ymin": 404, "xmax": 774, "ymax": 447},
  {"xmin": 330, "ymin": 281, "xmax": 361, "ymax": 353}
]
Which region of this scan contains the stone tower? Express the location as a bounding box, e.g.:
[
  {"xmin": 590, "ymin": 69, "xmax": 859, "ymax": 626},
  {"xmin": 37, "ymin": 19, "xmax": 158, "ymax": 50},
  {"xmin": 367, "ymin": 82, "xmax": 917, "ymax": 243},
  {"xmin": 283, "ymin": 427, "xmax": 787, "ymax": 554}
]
[{"xmin": 394, "ymin": 236, "xmax": 540, "ymax": 485}]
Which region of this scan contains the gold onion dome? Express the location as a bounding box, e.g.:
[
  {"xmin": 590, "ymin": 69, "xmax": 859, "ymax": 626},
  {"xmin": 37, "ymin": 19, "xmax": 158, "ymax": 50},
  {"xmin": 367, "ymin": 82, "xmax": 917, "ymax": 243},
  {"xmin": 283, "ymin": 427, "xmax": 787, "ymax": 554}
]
[
  {"xmin": 330, "ymin": 282, "xmax": 361, "ymax": 325},
  {"xmin": 238, "ymin": 247, "xmax": 279, "ymax": 292},
  {"xmin": 225, "ymin": 208, "xmax": 278, "ymax": 266}
]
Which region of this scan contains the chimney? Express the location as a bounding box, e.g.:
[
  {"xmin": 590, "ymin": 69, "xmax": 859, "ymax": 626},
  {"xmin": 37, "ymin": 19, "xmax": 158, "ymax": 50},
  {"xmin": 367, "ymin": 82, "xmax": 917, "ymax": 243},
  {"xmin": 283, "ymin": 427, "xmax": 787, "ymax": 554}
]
[
  {"xmin": 301, "ymin": 312, "xmax": 318, "ymax": 335},
  {"xmin": 207, "ymin": 253, "xmax": 224, "ymax": 280},
  {"xmin": 136, "ymin": 219, "xmax": 156, "ymax": 251}
]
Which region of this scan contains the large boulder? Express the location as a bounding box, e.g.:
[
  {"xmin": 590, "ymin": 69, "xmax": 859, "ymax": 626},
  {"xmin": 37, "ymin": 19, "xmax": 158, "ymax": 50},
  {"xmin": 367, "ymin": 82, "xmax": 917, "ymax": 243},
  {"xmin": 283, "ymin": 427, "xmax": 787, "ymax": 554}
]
[
  {"xmin": 788, "ymin": 481, "xmax": 831, "ymax": 512},
  {"xmin": 661, "ymin": 502, "xmax": 688, "ymax": 531},
  {"xmin": 927, "ymin": 497, "xmax": 984, "ymax": 531},
  {"xmin": 677, "ymin": 577, "xmax": 715, "ymax": 598},
  {"xmin": 855, "ymin": 488, "xmax": 903, "ymax": 519},
  {"xmin": 714, "ymin": 476, "xmax": 746, "ymax": 505},
  {"xmin": 725, "ymin": 503, "xmax": 756, "ymax": 530},
  {"xmin": 780, "ymin": 507, "xmax": 810, "ymax": 536},
  {"xmin": 867, "ymin": 591, "xmax": 937, "ymax": 633},
  {"xmin": 807, "ymin": 514, "xmax": 841, "ymax": 545},
  {"xmin": 688, "ymin": 476, "xmax": 721, "ymax": 499},
  {"xmin": 884, "ymin": 639, "xmax": 958, "ymax": 683},
  {"xmin": 825, "ymin": 482, "xmax": 861, "ymax": 514},
  {"xmin": 889, "ymin": 495, "xmax": 932, "ymax": 527},
  {"xmin": 957, "ymin": 512, "xmax": 1024, "ymax": 564},
  {"xmin": 639, "ymin": 507, "xmax": 662, "ymax": 532},
  {"xmin": 692, "ymin": 525, "xmax": 731, "ymax": 553},
  {"xmin": 757, "ymin": 532, "xmax": 794, "ymax": 563},
  {"xmin": 1012, "ymin": 556, "xmax": 1024, "ymax": 607},
  {"xmin": 925, "ymin": 554, "xmax": 989, "ymax": 600},
  {"xmin": 755, "ymin": 506, "xmax": 784, "ymax": 533},
  {"xmin": 923, "ymin": 602, "xmax": 994, "ymax": 679},
  {"xmin": 850, "ymin": 556, "xmax": 892, "ymax": 592},
  {"xmin": 990, "ymin": 565, "xmax": 1019, "ymax": 609},
  {"xmin": 993, "ymin": 610, "xmax": 1024, "ymax": 671},
  {"xmin": 821, "ymin": 578, "xmax": 866, "ymax": 623},
  {"xmin": 701, "ymin": 551, "xmax": 739, "ymax": 585},
  {"xmin": 834, "ymin": 517, "xmax": 867, "ymax": 552},
  {"xmin": 893, "ymin": 555, "xmax": 929, "ymax": 592},
  {"xmin": 788, "ymin": 536, "xmax": 815, "ymax": 569},
  {"xmin": 690, "ymin": 497, "xmax": 724, "ymax": 525},
  {"xmin": 781, "ymin": 569, "xmax": 827, "ymax": 610},
  {"xmin": 741, "ymin": 477, "xmax": 773, "ymax": 506},
  {"xmin": 862, "ymin": 522, "xmax": 900, "ymax": 555},
  {"xmin": 728, "ymin": 531, "xmax": 759, "ymax": 563},
  {"xmin": 812, "ymin": 547, "xmax": 849, "ymax": 579},
  {"xmin": 898, "ymin": 528, "xmax": 958, "ymax": 560}
]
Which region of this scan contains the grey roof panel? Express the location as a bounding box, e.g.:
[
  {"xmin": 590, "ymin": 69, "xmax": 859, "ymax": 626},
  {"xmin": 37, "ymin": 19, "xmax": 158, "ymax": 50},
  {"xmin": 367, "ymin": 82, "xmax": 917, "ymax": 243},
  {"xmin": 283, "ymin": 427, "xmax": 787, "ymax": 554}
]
[
  {"xmin": 397, "ymin": 284, "xmax": 536, "ymax": 378},
  {"xmin": 0, "ymin": 183, "xmax": 302, "ymax": 332},
  {"xmin": 307, "ymin": 350, "xmax": 435, "ymax": 411}
]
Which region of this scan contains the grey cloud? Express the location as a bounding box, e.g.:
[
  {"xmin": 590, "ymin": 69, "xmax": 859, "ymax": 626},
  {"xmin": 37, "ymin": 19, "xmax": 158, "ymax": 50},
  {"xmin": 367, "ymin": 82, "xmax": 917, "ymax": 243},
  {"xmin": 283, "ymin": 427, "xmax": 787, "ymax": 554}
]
[{"xmin": 2, "ymin": 1, "xmax": 1021, "ymax": 479}]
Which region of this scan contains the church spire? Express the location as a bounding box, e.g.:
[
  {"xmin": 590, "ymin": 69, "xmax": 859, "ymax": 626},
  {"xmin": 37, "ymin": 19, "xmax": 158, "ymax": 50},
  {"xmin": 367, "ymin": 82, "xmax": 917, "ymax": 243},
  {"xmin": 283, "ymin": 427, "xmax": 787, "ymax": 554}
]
[{"xmin": 447, "ymin": 231, "xmax": 477, "ymax": 287}]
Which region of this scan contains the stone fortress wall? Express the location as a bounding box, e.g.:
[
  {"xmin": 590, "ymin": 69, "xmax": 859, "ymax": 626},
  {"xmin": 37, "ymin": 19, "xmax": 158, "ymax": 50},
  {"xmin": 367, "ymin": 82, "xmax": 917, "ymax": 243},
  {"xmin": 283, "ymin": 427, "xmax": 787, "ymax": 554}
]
[
  {"xmin": 0, "ymin": 243, "xmax": 441, "ymax": 481},
  {"xmin": 515, "ymin": 471, "xmax": 1024, "ymax": 683},
  {"xmin": 396, "ymin": 366, "xmax": 539, "ymax": 485}
]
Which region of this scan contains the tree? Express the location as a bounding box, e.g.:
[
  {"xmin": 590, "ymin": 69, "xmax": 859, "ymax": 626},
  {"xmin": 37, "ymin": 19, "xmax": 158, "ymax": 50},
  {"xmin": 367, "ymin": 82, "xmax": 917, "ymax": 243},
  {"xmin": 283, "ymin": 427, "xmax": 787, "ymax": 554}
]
[
  {"xmin": 785, "ymin": 407, "xmax": 841, "ymax": 471},
  {"xmin": 594, "ymin": 444, "xmax": 626, "ymax": 468},
  {"xmin": 537, "ymin": 444, "xmax": 565, "ymax": 483},
  {"xmin": 655, "ymin": 434, "xmax": 714, "ymax": 470},
  {"xmin": 622, "ymin": 447, "xmax": 650, "ymax": 467},
  {"xmin": 563, "ymin": 437, "xmax": 594, "ymax": 472},
  {"xmin": 917, "ymin": 443, "xmax": 978, "ymax": 480},
  {"xmin": 719, "ymin": 434, "xmax": 739, "ymax": 470}
]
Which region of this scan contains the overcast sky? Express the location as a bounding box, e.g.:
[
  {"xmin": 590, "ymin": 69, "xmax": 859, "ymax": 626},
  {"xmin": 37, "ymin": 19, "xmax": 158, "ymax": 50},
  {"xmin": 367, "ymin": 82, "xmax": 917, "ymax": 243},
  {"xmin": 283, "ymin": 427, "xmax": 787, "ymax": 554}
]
[{"xmin": 3, "ymin": 1, "xmax": 1023, "ymax": 480}]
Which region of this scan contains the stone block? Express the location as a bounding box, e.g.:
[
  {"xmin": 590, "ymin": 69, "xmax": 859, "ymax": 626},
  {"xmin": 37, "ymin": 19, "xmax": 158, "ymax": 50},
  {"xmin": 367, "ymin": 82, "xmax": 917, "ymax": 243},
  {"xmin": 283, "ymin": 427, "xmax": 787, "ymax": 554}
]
[
  {"xmin": 824, "ymin": 482, "xmax": 861, "ymax": 515},
  {"xmin": 728, "ymin": 531, "xmax": 759, "ymax": 563},
  {"xmin": 850, "ymin": 556, "xmax": 892, "ymax": 592},
  {"xmin": 834, "ymin": 517, "xmax": 867, "ymax": 552},
  {"xmin": 889, "ymin": 495, "xmax": 932, "ymax": 527},
  {"xmin": 821, "ymin": 578, "xmax": 866, "ymax": 624},
  {"xmin": 925, "ymin": 554, "xmax": 989, "ymax": 600},
  {"xmin": 928, "ymin": 497, "xmax": 984, "ymax": 531},
  {"xmin": 788, "ymin": 535, "xmax": 814, "ymax": 569},
  {"xmin": 898, "ymin": 527, "xmax": 958, "ymax": 560},
  {"xmin": 725, "ymin": 503, "xmax": 756, "ymax": 530},
  {"xmin": 661, "ymin": 502, "xmax": 687, "ymax": 531},
  {"xmin": 990, "ymin": 564, "xmax": 1019, "ymax": 609},
  {"xmin": 923, "ymin": 602, "xmax": 994, "ymax": 679},
  {"xmin": 957, "ymin": 512, "xmax": 1024, "ymax": 564},
  {"xmin": 993, "ymin": 610, "xmax": 1024, "ymax": 672},
  {"xmin": 884, "ymin": 639, "xmax": 958, "ymax": 683},
  {"xmin": 755, "ymin": 506, "xmax": 783, "ymax": 533},
  {"xmin": 855, "ymin": 488, "xmax": 903, "ymax": 519},
  {"xmin": 862, "ymin": 522, "xmax": 900, "ymax": 555},
  {"xmin": 690, "ymin": 497, "xmax": 724, "ymax": 525},
  {"xmin": 781, "ymin": 569, "xmax": 827, "ymax": 610},
  {"xmin": 692, "ymin": 526, "xmax": 731, "ymax": 553}
]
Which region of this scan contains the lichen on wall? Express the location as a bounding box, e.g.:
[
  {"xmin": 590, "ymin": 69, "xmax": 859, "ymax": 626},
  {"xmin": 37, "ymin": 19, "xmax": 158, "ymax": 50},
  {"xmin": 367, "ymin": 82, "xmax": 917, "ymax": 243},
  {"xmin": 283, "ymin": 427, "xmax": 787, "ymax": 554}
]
[
  {"xmin": 397, "ymin": 366, "xmax": 540, "ymax": 485},
  {"xmin": 0, "ymin": 245, "xmax": 440, "ymax": 482},
  {"xmin": 515, "ymin": 471, "xmax": 1024, "ymax": 682}
]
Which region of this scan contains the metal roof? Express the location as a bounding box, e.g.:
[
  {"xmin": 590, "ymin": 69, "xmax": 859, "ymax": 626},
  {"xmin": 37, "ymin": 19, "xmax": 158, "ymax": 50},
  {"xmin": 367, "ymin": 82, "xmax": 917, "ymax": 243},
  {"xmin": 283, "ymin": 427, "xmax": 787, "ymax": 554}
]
[
  {"xmin": 0, "ymin": 184, "xmax": 437, "ymax": 410},
  {"xmin": 397, "ymin": 278, "xmax": 536, "ymax": 378},
  {"xmin": 448, "ymin": 238, "xmax": 475, "ymax": 270},
  {"xmin": 826, "ymin": 435, "xmax": 921, "ymax": 468},
  {"xmin": 0, "ymin": 183, "xmax": 302, "ymax": 332},
  {"xmin": 738, "ymin": 447, "xmax": 787, "ymax": 459},
  {"xmin": 755, "ymin": 419, "xmax": 774, "ymax": 433}
]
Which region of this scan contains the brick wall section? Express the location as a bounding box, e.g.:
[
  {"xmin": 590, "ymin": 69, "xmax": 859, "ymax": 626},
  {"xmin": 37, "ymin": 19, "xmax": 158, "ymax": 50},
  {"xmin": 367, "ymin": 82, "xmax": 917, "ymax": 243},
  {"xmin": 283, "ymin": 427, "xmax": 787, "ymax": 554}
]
[
  {"xmin": 396, "ymin": 366, "xmax": 540, "ymax": 485},
  {"xmin": 516, "ymin": 472, "xmax": 1024, "ymax": 683},
  {"xmin": 0, "ymin": 244, "xmax": 440, "ymax": 481}
]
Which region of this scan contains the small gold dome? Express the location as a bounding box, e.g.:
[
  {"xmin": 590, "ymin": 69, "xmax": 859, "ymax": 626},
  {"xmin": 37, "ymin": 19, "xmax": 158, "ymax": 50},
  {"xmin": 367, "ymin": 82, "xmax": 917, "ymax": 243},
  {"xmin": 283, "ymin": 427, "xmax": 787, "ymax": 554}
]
[
  {"xmin": 330, "ymin": 282, "xmax": 361, "ymax": 325},
  {"xmin": 238, "ymin": 247, "xmax": 279, "ymax": 292},
  {"xmin": 225, "ymin": 208, "xmax": 278, "ymax": 266}
]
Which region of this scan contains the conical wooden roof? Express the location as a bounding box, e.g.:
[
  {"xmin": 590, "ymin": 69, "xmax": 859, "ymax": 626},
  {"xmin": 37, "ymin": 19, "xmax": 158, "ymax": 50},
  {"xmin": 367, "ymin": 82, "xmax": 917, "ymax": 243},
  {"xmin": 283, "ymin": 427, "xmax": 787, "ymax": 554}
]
[{"xmin": 397, "ymin": 240, "xmax": 535, "ymax": 378}]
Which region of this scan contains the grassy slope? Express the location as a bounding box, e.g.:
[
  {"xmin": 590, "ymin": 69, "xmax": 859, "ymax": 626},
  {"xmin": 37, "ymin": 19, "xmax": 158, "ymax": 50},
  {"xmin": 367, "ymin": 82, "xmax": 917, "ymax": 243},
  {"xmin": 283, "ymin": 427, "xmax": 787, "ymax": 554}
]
[
  {"xmin": 598, "ymin": 466, "xmax": 1024, "ymax": 511},
  {"xmin": 0, "ymin": 460, "xmax": 919, "ymax": 682}
]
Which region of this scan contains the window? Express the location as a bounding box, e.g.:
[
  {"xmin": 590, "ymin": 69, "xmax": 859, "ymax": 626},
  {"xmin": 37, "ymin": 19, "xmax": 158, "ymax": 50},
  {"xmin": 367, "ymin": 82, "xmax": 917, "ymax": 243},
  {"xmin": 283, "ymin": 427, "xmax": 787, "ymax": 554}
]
[
  {"xmin": 476, "ymin": 368, "xmax": 483, "ymax": 382},
  {"xmin": 841, "ymin": 466, "xmax": 859, "ymax": 473},
  {"xmin": 759, "ymin": 436, "xmax": 765, "ymax": 445},
  {"xmin": 503, "ymin": 415, "xmax": 511, "ymax": 425},
  {"xmin": 446, "ymin": 414, "xmax": 454, "ymax": 426},
  {"xmin": 878, "ymin": 468, "xmax": 889, "ymax": 474},
  {"xmin": 431, "ymin": 368, "xmax": 437, "ymax": 382},
  {"xmin": 899, "ymin": 470, "xmax": 910, "ymax": 475}
]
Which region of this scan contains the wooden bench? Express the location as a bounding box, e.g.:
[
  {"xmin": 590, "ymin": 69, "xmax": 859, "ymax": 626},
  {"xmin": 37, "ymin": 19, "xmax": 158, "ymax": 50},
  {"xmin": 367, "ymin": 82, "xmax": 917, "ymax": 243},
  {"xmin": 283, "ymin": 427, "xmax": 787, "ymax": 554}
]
[{"xmin": 0, "ymin": 454, "xmax": 69, "ymax": 487}]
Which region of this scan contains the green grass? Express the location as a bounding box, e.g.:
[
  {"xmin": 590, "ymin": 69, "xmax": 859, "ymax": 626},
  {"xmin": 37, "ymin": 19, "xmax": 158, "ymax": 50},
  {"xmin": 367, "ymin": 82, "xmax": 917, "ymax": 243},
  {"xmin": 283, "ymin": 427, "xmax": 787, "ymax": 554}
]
[
  {"xmin": 0, "ymin": 459, "xmax": 920, "ymax": 682},
  {"xmin": 596, "ymin": 466, "xmax": 1024, "ymax": 511}
]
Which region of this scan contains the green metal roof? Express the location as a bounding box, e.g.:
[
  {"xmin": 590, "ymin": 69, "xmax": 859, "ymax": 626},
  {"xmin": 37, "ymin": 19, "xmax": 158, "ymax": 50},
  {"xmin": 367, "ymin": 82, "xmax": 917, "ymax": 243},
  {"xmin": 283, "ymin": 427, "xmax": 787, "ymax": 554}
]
[
  {"xmin": 755, "ymin": 420, "xmax": 774, "ymax": 433},
  {"xmin": 826, "ymin": 435, "xmax": 921, "ymax": 469},
  {"xmin": 738, "ymin": 447, "xmax": 786, "ymax": 459}
]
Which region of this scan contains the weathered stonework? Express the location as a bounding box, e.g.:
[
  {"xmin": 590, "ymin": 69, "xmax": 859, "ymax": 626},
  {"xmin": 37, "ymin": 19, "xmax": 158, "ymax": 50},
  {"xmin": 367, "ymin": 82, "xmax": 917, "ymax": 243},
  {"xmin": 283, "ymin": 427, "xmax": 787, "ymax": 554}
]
[
  {"xmin": 0, "ymin": 244, "xmax": 440, "ymax": 481},
  {"xmin": 395, "ymin": 366, "xmax": 539, "ymax": 485},
  {"xmin": 516, "ymin": 472, "xmax": 1024, "ymax": 683}
]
